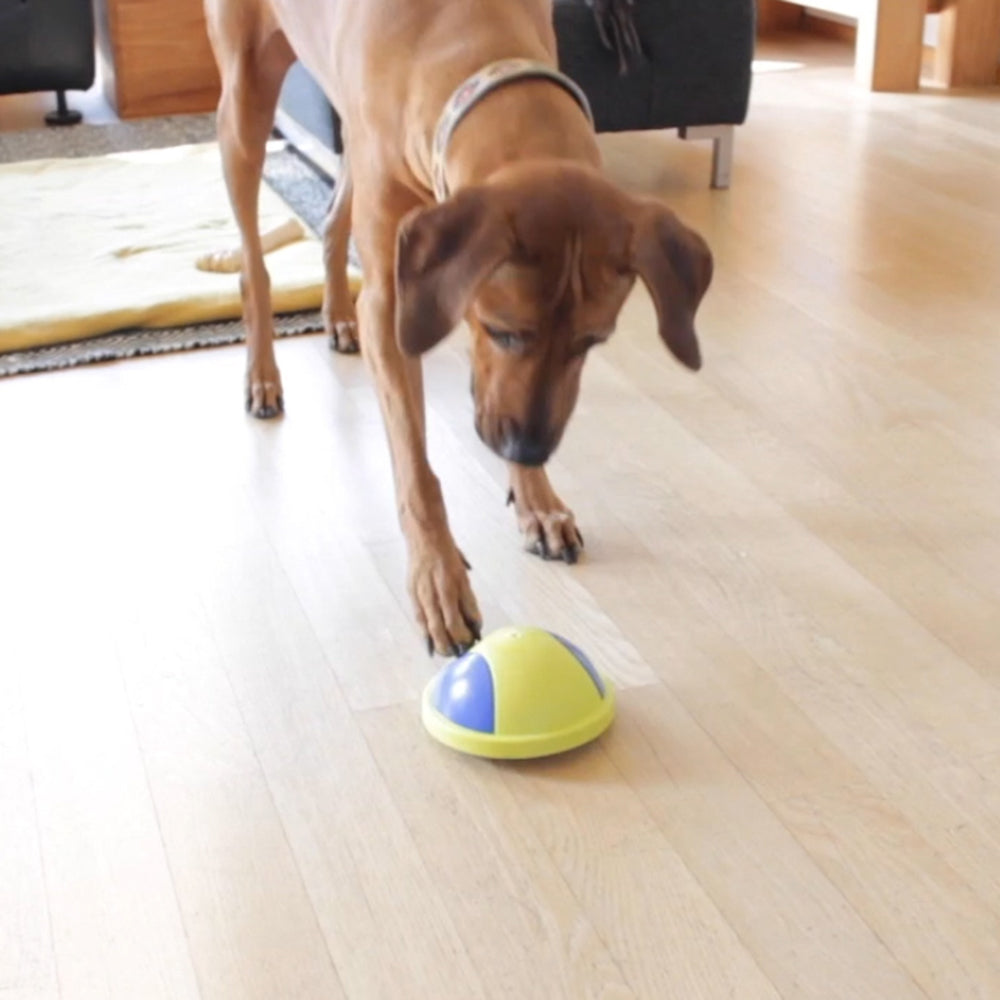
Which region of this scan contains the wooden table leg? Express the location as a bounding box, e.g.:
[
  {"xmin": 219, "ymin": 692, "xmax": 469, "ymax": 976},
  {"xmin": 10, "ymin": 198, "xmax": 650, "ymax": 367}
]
[
  {"xmin": 933, "ymin": 0, "xmax": 1000, "ymax": 86},
  {"xmin": 854, "ymin": 0, "xmax": 927, "ymax": 90}
]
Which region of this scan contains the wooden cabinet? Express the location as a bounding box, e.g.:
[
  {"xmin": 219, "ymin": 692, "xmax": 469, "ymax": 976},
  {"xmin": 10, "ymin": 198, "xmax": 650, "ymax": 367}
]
[{"xmin": 96, "ymin": 0, "xmax": 221, "ymax": 118}]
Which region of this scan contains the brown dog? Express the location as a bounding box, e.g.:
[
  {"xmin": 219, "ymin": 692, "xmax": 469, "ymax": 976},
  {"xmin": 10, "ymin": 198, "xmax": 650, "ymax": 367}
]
[{"xmin": 204, "ymin": 0, "xmax": 713, "ymax": 655}]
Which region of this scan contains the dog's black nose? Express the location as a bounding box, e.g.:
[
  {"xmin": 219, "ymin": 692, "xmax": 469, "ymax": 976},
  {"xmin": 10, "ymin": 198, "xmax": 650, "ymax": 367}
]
[{"xmin": 499, "ymin": 424, "xmax": 551, "ymax": 467}]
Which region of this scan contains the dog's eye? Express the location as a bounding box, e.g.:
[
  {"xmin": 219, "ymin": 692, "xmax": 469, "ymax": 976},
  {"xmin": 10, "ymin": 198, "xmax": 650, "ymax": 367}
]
[{"xmin": 484, "ymin": 324, "xmax": 522, "ymax": 352}]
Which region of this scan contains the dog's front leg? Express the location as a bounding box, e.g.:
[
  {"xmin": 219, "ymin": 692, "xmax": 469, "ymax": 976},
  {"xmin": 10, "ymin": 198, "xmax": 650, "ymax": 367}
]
[
  {"xmin": 507, "ymin": 464, "xmax": 584, "ymax": 564},
  {"xmin": 354, "ymin": 200, "xmax": 482, "ymax": 656}
]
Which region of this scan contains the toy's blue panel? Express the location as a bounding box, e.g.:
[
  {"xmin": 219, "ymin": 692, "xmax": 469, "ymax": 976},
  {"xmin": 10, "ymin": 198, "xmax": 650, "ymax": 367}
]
[
  {"xmin": 552, "ymin": 634, "xmax": 605, "ymax": 696},
  {"xmin": 433, "ymin": 652, "xmax": 496, "ymax": 733}
]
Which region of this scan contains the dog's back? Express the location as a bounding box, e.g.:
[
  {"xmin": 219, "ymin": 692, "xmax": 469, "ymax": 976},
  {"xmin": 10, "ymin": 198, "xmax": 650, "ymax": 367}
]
[{"xmin": 256, "ymin": 0, "xmax": 558, "ymax": 142}]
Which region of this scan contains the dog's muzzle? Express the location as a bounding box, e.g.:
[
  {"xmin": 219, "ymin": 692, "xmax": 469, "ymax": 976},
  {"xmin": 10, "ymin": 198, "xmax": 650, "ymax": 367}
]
[{"xmin": 477, "ymin": 415, "xmax": 553, "ymax": 467}]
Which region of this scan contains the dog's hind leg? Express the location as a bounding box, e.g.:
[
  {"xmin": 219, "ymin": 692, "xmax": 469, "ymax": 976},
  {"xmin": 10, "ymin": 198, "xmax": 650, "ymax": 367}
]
[
  {"xmin": 208, "ymin": 9, "xmax": 294, "ymax": 417},
  {"xmin": 322, "ymin": 158, "xmax": 359, "ymax": 354}
]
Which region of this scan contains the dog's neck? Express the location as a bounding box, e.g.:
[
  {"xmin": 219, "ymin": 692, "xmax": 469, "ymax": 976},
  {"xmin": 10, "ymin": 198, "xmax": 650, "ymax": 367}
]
[
  {"xmin": 425, "ymin": 68, "xmax": 602, "ymax": 199},
  {"xmin": 430, "ymin": 60, "xmax": 594, "ymax": 201}
]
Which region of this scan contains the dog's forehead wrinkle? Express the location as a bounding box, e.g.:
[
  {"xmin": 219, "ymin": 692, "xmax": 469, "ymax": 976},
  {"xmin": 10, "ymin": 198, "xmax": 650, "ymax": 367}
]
[
  {"xmin": 547, "ymin": 227, "xmax": 578, "ymax": 311},
  {"xmin": 480, "ymin": 224, "xmax": 627, "ymax": 335}
]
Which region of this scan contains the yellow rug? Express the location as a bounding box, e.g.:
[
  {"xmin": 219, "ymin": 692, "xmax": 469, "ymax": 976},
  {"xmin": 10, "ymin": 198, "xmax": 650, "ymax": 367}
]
[{"xmin": 0, "ymin": 142, "xmax": 338, "ymax": 354}]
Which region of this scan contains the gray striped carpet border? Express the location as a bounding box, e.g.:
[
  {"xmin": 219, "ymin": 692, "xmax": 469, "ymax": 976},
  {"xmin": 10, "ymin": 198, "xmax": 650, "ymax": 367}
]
[{"xmin": 0, "ymin": 312, "xmax": 326, "ymax": 378}]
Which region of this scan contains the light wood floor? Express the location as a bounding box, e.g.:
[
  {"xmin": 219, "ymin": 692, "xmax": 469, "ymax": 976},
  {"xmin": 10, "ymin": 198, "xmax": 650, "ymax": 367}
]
[{"xmin": 3, "ymin": 37, "xmax": 1000, "ymax": 1000}]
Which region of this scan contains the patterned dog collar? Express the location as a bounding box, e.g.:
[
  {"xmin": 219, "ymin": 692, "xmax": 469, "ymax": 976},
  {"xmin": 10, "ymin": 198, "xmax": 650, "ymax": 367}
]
[{"xmin": 431, "ymin": 58, "xmax": 594, "ymax": 202}]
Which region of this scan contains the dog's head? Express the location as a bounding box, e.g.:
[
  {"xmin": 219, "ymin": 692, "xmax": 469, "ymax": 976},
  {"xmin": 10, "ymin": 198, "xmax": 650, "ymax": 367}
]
[{"xmin": 396, "ymin": 161, "xmax": 712, "ymax": 466}]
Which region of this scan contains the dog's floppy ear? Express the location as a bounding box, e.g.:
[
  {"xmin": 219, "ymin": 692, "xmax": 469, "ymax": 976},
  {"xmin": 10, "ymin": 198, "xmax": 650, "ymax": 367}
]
[
  {"xmin": 395, "ymin": 188, "xmax": 510, "ymax": 356},
  {"xmin": 630, "ymin": 202, "xmax": 713, "ymax": 371}
]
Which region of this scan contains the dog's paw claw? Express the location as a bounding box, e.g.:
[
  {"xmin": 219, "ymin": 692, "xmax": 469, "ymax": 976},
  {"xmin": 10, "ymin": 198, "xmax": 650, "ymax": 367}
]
[
  {"xmin": 250, "ymin": 402, "xmax": 283, "ymax": 420},
  {"xmin": 541, "ymin": 540, "xmax": 555, "ymax": 561},
  {"xmin": 330, "ymin": 330, "xmax": 360, "ymax": 355},
  {"xmin": 522, "ymin": 512, "xmax": 584, "ymax": 564},
  {"xmin": 246, "ymin": 398, "xmax": 284, "ymax": 419},
  {"xmin": 463, "ymin": 613, "xmax": 483, "ymax": 643}
]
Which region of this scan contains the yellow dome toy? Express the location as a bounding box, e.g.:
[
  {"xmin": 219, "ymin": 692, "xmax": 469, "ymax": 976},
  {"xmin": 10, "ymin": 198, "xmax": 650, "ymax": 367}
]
[{"xmin": 422, "ymin": 626, "xmax": 616, "ymax": 759}]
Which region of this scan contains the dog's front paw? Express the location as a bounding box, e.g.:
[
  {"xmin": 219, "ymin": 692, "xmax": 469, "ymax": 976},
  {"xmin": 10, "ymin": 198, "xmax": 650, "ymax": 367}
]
[
  {"xmin": 514, "ymin": 498, "xmax": 584, "ymax": 564},
  {"xmin": 409, "ymin": 543, "xmax": 482, "ymax": 656},
  {"xmin": 507, "ymin": 468, "xmax": 584, "ymax": 564}
]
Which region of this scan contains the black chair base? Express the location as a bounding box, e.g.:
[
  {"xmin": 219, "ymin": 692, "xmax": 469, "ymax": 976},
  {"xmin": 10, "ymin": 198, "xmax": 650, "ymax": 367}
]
[{"xmin": 45, "ymin": 91, "xmax": 83, "ymax": 127}]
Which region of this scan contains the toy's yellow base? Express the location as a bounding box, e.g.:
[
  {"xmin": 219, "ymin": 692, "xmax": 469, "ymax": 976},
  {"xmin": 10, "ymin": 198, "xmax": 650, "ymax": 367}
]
[{"xmin": 421, "ymin": 627, "xmax": 616, "ymax": 760}]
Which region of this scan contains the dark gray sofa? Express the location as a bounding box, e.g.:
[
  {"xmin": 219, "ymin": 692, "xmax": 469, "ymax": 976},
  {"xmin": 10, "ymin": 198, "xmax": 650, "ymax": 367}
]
[
  {"xmin": 277, "ymin": 0, "xmax": 755, "ymax": 189},
  {"xmin": 0, "ymin": 0, "xmax": 96, "ymax": 124}
]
